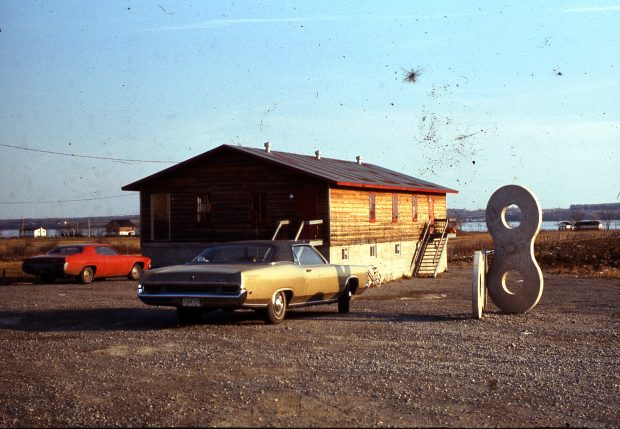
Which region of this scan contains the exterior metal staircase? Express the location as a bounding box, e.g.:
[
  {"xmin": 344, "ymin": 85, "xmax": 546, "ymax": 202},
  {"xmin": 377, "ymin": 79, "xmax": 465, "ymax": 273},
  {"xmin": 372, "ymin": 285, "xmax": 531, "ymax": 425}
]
[{"xmin": 412, "ymin": 218, "xmax": 449, "ymax": 278}]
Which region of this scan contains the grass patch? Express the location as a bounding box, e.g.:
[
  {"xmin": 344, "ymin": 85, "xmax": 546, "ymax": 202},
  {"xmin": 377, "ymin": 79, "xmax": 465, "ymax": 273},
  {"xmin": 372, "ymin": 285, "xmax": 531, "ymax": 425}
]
[{"xmin": 449, "ymin": 230, "xmax": 620, "ymax": 278}]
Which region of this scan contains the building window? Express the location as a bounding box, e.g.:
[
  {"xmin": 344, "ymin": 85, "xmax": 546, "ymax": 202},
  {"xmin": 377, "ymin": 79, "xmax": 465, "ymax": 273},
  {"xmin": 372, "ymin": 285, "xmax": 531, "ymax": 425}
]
[
  {"xmin": 151, "ymin": 193, "xmax": 170, "ymax": 241},
  {"xmin": 249, "ymin": 191, "xmax": 268, "ymax": 224},
  {"xmin": 412, "ymin": 195, "xmax": 418, "ymax": 221},
  {"xmin": 395, "ymin": 243, "xmax": 401, "ymax": 254},
  {"xmin": 369, "ymin": 192, "xmax": 376, "ymax": 222},
  {"xmin": 197, "ymin": 193, "xmax": 212, "ymax": 223},
  {"xmin": 370, "ymin": 244, "xmax": 377, "ymax": 257},
  {"xmin": 428, "ymin": 195, "xmax": 435, "ymax": 224},
  {"xmin": 392, "ymin": 193, "xmax": 398, "ymax": 222},
  {"xmin": 341, "ymin": 248, "xmax": 349, "ymax": 260}
]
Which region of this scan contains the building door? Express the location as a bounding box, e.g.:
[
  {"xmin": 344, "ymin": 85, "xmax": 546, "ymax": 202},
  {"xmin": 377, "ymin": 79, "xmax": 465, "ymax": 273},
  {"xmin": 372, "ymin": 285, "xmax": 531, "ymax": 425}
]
[
  {"xmin": 151, "ymin": 193, "xmax": 170, "ymax": 241},
  {"xmin": 427, "ymin": 195, "xmax": 435, "ymax": 225},
  {"xmin": 294, "ymin": 187, "xmax": 318, "ymax": 240}
]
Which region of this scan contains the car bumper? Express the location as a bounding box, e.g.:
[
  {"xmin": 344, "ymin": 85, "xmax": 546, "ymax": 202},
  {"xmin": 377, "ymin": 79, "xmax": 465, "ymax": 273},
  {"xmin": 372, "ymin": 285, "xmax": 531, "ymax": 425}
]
[
  {"xmin": 21, "ymin": 262, "xmax": 66, "ymax": 277},
  {"xmin": 137, "ymin": 289, "xmax": 249, "ymax": 308}
]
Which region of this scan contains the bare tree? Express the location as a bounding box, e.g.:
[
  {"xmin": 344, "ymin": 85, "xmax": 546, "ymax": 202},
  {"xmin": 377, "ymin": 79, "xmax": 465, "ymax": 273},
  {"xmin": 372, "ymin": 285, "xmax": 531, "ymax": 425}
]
[
  {"xmin": 570, "ymin": 210, "xmax": 586, "ymax": 224},
  {"xmin": 600, "ymin": 210, "xmax": 613, "ymax": 230}
]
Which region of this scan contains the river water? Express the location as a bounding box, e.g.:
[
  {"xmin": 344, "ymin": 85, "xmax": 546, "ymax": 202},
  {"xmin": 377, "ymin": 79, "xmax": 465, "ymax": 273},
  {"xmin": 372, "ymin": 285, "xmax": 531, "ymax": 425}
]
[{"xmin": 460, "ymin": 220, "xmax": 620, "ymax": 232}]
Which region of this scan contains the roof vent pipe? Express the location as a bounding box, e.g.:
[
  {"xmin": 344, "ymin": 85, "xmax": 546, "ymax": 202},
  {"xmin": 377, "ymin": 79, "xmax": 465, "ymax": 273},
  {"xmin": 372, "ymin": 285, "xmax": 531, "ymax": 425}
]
[
  {"xmin": 356, "ymin": 155, "xmax": 362, "ymax": 165},
  {"xmin": 264, "ymin": 142, "xmax": 271, "ymax": 153},
  {"xmin": 315, "ymin": 150, "xmax": 321, "ymax": 160}
]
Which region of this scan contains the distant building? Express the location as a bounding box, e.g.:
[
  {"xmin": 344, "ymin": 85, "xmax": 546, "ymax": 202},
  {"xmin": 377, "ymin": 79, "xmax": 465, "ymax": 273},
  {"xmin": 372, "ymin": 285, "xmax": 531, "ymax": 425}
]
[
  {"xmin": 106, "ymin": 220, "xmax": 136, "ymax": 236},
  {"xmin": 558, "ymin": 221, "xmax": 574, "ymax": 231},
  {"xmin": 574, "ymin": 220, "xmax": 602, "ymax": 231},
  {"xmin": 22, "ymin": 226, "xmax": 47, "ymax": 238}
]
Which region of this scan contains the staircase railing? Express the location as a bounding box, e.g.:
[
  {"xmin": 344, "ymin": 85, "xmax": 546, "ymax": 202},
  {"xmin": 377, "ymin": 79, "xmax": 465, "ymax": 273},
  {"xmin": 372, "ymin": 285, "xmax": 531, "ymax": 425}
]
[
  {"xmin": 431, "ymin": 223, "xmax": 448, "ymax": 278},
  {"xmin": 412, "ymin": 221, "xmax": 431, "ymax": 276},
  {"xmin": 271, "ymin": 220, "xmax": 290, "ymax": 240}
]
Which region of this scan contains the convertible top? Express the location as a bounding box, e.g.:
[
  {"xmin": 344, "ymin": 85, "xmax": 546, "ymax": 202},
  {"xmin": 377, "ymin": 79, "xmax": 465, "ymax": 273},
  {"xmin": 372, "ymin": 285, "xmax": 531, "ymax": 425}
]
[{"xmin": 197, "ymin": 240, "xmax": 318, "ymax": 264}]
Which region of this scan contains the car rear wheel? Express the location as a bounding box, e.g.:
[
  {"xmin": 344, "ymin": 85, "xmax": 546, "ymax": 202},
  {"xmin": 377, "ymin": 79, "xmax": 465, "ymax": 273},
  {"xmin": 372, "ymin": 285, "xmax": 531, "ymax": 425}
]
[
  {"xmin": 41, "ymin": 274, "xmax": 55, "ymax": 284},
  {"xmin": 264, "ymin": 290, "xmax": 287, "ymax": 324},
  {"xmin": 128, "ymin": 263, "xmax": 143, "ymax": 280},
  {"xmin": 338, "ymin": 286, "xmax": 351, "ymax": 314},
  {"xmin": 79, "ymin": 267, "xmax": 94, "ymax": 284},
  {"xmin": 177, "ymin": 307, "xmax": 202, "ymax": 326}
]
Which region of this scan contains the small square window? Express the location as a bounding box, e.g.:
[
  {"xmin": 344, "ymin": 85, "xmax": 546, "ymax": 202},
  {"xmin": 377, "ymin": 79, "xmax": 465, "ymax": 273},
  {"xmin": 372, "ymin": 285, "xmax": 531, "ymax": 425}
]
[
  {"xmin": 370, "ymin": 244, "xmax": 377, "ymax": 257},
  {"xmin": 395, "ymin": 243, "xmax": 401, "ymax": 254},
  {"xmin": 341, "ymin": 248, "xmax": 349, "ymax": 260}
]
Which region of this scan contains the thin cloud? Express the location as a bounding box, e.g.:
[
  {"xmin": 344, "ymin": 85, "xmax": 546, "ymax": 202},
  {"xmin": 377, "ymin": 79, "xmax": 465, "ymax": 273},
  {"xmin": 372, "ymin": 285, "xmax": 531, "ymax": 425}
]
[
  {"xmin": 151, "ymin": 17, "xmax": 314, "ymax": 31},
  {"xmin": 563, "ymin": 5, "xmax": 620, "ymax": 13}
]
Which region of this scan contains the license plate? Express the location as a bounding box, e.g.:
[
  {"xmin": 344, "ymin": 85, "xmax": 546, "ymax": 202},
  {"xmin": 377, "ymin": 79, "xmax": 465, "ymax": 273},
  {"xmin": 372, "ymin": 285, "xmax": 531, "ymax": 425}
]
[{"xmin": 182, "ymin": 298, "xmax": 202, "ymax": 307}]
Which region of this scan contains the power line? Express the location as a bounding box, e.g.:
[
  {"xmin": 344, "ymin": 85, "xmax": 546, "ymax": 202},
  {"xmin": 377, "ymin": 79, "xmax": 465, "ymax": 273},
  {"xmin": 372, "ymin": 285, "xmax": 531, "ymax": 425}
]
[
  {"xmin": 0, "ymin": 143, "xmax": 177, "ymax": 164},
  {"xmin": 0, "ymin": 194, "xmax": 137, "ymax": 205}
]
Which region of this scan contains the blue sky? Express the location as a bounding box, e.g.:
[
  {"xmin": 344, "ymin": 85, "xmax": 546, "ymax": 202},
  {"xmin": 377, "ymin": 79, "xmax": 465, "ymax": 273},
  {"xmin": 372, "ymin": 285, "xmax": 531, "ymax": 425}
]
[{"xmin": 1, "ymin": 1, "xmax": 618, "ymax": 219}]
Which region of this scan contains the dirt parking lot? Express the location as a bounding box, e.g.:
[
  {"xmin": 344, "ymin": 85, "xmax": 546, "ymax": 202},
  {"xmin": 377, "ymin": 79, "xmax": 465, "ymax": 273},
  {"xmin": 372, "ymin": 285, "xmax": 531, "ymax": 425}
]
[{"xmin": 0, "ymin": 269, "xmax": 618, "ymax": 427}]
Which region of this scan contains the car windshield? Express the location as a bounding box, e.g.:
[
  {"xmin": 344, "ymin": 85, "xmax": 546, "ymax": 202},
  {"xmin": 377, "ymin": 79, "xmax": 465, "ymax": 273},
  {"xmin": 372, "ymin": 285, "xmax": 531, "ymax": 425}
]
[
  {"xmin": 191, "ymin": 244, "xmax": 274, "ymax": 264},
  {"xmin": 48, "ymin": 246, "xmax": 83, "ymax": 255}
]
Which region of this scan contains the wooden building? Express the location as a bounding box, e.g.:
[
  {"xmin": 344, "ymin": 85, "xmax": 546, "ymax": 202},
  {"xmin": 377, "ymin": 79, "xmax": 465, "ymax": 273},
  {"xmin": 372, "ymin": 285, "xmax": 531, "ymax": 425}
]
[
  {"xmin": 122, "ymin": 144, "xmax": 458, "ymax": 280},
  {"xmin": 106, "ymin": 219, "xmax": 136, "ymax": 236}
]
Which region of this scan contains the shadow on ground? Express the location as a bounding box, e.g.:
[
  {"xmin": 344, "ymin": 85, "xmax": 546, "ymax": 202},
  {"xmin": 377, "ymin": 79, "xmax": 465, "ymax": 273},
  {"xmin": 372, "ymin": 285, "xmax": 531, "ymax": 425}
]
[{"xmin": 0, "ymin": 305, "xmax": 471, "ymax": 332}]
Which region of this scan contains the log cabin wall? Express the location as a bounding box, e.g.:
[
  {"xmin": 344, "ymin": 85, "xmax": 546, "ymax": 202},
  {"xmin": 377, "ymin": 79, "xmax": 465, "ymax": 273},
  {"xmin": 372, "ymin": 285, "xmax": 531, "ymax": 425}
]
[
  {"xmin": 329, "ymin": 187, "xmax": 447, "ymax": 280},
  {"xmin": 137, "ymin": 151, "xmax": 330, "ymax": 266},
  {"xmin": 329, "ymin": 187, "xmax": 447, "ymax": 245}
]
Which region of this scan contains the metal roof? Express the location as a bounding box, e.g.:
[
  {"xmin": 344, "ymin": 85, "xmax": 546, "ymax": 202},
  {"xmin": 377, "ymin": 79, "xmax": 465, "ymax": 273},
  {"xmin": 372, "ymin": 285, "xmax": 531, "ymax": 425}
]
[{"xmin": 123, "ymin": 144, "xmax": 457, "ymax": 194}]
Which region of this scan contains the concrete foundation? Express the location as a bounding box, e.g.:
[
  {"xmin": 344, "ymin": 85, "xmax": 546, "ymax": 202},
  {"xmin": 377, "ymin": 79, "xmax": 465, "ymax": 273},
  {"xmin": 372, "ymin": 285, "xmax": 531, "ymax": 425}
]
[{"xmin": 143, "ymin": 240, "xmax": 448, "ymax": 282}]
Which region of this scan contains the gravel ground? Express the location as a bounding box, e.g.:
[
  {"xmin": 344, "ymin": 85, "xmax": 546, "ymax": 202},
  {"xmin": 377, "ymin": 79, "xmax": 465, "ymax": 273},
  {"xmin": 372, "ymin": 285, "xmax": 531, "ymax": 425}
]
[{"xmin": 0, "ymin": 269, "xmax": 618, "ymax": 427}]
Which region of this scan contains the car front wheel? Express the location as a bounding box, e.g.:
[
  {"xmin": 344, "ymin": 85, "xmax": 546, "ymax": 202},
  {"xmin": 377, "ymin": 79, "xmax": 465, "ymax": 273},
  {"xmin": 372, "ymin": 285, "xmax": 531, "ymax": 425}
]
[
  {"xmin": 79, "ymin": 267, "xmax": 94, "ymax": 284},
  {"xmin": 128, "ymin": 263, "xmax": 143, "ymax": 280},
  {"xmin": 264, "ymin": 290, "xmax": 287, "ymax": 324}
]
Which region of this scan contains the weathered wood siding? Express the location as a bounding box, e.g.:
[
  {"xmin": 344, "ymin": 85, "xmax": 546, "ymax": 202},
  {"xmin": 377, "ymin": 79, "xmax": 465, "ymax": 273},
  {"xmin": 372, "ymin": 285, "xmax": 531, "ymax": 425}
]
[
  {"xmin": 329, "ymin": 187, "xmax": 447, "ymax": 246},
  {"xmin": 138, "ymin": 151, "xmax": 329, "ymax": 244}
]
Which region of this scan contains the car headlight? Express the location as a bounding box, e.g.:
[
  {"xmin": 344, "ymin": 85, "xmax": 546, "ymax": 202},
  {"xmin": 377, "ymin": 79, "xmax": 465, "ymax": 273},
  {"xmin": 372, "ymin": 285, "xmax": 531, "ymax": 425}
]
[
  {"xmin": 137, "ymin": 283, "xmax": 143, "ymax": 294},
  {"xmin": 63, "ymin": 262, "xmax": 69, "ymax": 271}
]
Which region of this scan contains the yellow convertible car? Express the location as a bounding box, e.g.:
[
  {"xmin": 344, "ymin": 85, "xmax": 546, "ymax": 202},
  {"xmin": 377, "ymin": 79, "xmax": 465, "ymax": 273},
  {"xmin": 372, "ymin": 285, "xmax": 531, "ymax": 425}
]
[{"xmin": 137, "ymin": 240, "xmax": 371, "ymax": 325}]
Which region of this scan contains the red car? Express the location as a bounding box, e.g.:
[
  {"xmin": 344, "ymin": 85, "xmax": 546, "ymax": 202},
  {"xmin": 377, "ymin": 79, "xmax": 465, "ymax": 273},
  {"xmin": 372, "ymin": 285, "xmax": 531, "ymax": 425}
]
[{"xmin": 22, "ymin": 243, "xmax": 151, "ymax": 284}]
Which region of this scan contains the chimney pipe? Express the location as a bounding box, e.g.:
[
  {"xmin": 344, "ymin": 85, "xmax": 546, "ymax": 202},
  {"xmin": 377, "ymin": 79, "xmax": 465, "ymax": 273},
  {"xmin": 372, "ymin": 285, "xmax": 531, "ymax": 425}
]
[
  {"xmin": 264, "ymin": 142, "xmax": 271, "ymax": 153},
  {"xmin": 356, "ymin": 155, "xmax": 362, "ymax": 165},
  {"xmin": 315, "ymin": 150, "xmax": 321, "ymax": 160}
]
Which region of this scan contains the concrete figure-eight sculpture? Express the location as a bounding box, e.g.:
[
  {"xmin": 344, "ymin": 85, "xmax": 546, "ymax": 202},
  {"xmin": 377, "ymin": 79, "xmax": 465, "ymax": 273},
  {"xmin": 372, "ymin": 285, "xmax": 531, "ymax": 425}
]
[{"xmin": 484, "ymin": 184, "xmax": 544, "ymax": 314}]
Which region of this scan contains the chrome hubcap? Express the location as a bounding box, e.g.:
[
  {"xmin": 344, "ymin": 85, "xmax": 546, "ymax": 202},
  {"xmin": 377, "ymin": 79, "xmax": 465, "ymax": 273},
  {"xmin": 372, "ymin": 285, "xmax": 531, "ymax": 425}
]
[{"xmin": 274, "ymin": 293, "xmax": 284, "ymax": 315}]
